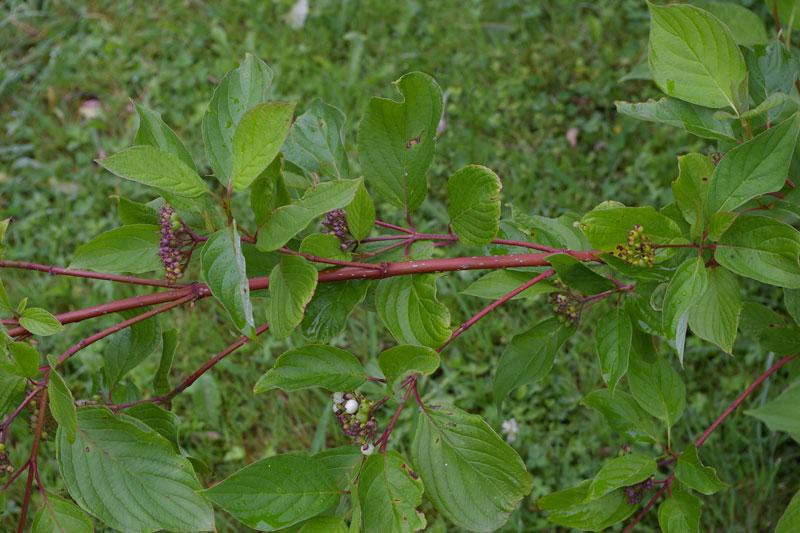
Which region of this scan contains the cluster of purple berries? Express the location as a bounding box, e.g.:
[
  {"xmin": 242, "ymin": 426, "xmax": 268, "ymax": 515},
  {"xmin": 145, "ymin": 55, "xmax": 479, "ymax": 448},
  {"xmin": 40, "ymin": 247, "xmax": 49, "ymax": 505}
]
[
  {"xmin": 323, "ymin": 209, "xmax": 350, "ymax": 247},
  {"xmin": 624, "ymin": 477, "xmax": 655, "ymax": 504},
  {"xmin": 332, "ymin": 391, "xmax": 377, "ymax": 455},
  {"xmin": 159, "ymin": 205, "xmax": 189, "ymax": 283}
]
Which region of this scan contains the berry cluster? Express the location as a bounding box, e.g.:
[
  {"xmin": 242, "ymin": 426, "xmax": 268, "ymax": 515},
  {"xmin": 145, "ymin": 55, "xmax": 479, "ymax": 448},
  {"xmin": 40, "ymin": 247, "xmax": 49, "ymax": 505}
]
[
  {"xmin": 323, "ymin": 209, "xmax": 350, "ymax": 248},
  {"xmin": 159, "ymin": 205, "xmax": 191, "ymax": 283},
  {"xmin": 332, "ymin": 391, "xmax": 376, "ymax": 455},
  {"xmin": 28, "ymin": 390, "xmax": 55, "ymax": 440},
  {"xmin": 613, "ymin": 224, "xmax": 655, "ymax": 267},
  {"xmin": 0, "ymin": 442, "xmax": 13, "ymax": 478},
  {"xmin": 624, "ymin": 477, "xmax": 655, "ymax": 504}
]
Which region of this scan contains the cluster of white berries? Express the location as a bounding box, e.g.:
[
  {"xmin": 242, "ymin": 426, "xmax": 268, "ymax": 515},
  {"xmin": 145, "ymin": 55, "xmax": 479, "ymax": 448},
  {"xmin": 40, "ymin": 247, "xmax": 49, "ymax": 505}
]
[
  {"xmin": 332, "ymin": 392, "xmax": 376, "ymax": 455},
  {"xmin": 501, "ymin": 418, "xmax": 520, "ymax": 443}
]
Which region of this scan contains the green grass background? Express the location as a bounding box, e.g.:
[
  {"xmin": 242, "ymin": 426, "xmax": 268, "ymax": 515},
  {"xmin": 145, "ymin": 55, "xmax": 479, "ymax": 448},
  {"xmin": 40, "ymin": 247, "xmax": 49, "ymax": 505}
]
[{"xmin": 1, "ymin": 0, "xmax": 798, "ymax": 531}]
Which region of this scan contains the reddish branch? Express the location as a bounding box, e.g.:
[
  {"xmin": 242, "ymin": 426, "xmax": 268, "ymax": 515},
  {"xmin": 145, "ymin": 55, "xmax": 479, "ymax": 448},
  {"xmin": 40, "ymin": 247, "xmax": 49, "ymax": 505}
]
[
  {"xmin": 5, "ymin": 251, "xmax": 596, "ymax": 337},
  {"xmin": 17, "ymin": 387, "xmax": 48, "ymax": 533},
  {"xmin": 377, "ymin": 269, "xmax": 559, "ymax": 450},
  {"xmin": 0, "ymin": 260, "xmax": 183, "ymax": 288},
  {"xmin": 623, "ymin": 354, "xmax": 797, "ymax": 532},
  {"xmin": 438, "ymin": 269, "xmax": 556, "ymax": 352},
  {"xmin": 111, "ymin": 322, "xmax": 271, "ymax": 410}
]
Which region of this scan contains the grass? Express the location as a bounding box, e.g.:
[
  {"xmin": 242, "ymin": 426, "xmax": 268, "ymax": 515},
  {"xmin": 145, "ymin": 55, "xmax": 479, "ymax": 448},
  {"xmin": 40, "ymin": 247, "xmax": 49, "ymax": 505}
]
[{"xmin": 1, "ymin": 0, "xmax": 797, "ymax": 531}]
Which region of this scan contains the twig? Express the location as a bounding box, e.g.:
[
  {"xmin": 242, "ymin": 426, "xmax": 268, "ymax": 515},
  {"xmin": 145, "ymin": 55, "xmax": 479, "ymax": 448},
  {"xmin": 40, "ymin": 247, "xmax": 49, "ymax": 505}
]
[
  {"xmin": 110, "ymin": 322, "xmax": 271, "ymax": 409},
  {"xmin": 0, "ymin": 260, "xmax": 183, "ymax": 288},
  {"xmin": 622, "ymin": 354, "xmax": 797, "ymax": 531},
  {"xmin": 17, "ymin": 388, "xmax": 47, "ymax": 532}
]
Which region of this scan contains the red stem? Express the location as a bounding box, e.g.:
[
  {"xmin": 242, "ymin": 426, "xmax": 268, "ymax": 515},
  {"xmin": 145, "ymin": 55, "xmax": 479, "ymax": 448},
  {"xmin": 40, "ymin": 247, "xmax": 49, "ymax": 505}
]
[
  {"xmin": 111, "ymin": 322, "xmax": 271, "ymax": 409},
  {"xmin": 17, "ymin": 387, "xmax": 47, "ymax": 532},
  {"xmin": 623, "ymin": 354, "xmax": 797, "ymax": 531},
  {"xmin": 695, "ymin": 354, "xmax": 797, "ymax": 447},
  {"xmin": 374, "ymin": 220, "xmax": 414, "ymax": 234},
  {"xmin": 438, "ymin": 269, "xmax": 555, "ymax": 353},
  {"xmin": 6, "ymin": 251, "xmax": 597, "ymax": 337},
  {"xmin": 0, "ymin": 260, "xmax": 184, "ymax": 288},
  {"xmin": 52, "ymin": 294, "xmax": 195, "ymax": 368}
]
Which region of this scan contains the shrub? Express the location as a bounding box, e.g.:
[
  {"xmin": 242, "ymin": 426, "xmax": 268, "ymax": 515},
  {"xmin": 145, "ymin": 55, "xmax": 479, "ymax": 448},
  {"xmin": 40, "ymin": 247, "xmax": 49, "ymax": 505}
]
[{"xmin": 2, "ymin": 2, "xmax": 800, "ymax": 531}]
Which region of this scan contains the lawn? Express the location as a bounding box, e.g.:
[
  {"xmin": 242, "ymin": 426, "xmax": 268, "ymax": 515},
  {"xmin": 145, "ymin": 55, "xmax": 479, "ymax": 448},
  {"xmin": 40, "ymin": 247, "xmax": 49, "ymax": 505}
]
[{"xmin": 1, "ymin": 0, "xmax": 797, "ymax": 531}]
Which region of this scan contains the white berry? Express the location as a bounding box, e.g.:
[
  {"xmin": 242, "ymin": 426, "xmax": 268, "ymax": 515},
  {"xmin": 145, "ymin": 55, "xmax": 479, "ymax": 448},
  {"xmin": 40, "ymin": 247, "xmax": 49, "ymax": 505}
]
[
  {"xmin": 332, "ymin": 403, "xmax": 340, "ymax": 413},
  {"xmin": 332, "ymin": 391, "xmax": 344, "ymax": 403},
  {"xmin": 361, "ymin": 443, "xmax": 374, "ymax": 456},
  {"xmin": 344, "ymin": 399, "xmax": 359, "ymax": 414}
]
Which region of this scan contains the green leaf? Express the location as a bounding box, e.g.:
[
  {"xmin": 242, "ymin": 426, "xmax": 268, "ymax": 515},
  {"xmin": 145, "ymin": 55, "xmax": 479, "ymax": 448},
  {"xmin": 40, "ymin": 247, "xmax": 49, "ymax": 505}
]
[
  {"xmin": 688, "ymin": 267, "xmax": 741, "ymax": 353},
  {"xmin": 103, "ymin": 310, "xmax": 160, "ymax": 388},
  {"xmin": 314, "ymin": 446, "xmax": 362, "ymax": 490},
  {"xmin": 19, "ymin": 307, "xmax": 65, "ymax": 337},
  {"xmin": 301, "ymin": 280, "xmax": 370, "ymax": 342},
  {"xmin": 299, "ymin": 233, "xmax": 350, "ymax": 264},
  {"xmin": 772, "ymin": 0, "xmax": 800, "ymax": 28},
  {"xmin": 358, "ymin": 71, "xmax": 443, "ymax": 211},
  {"xmin": 461, "ymin": 269, "xmax": 555, "ymax": 301},
  {"xmin": 134, "ymin": 103, "xmax": 194, "ymax": 169},
  {"xmin": 580, "ymin": 205, "xmax": 683, "ymax": 252},
  {"xmin": 251, "ymin": 156, "xmax": 291, "ymax": 227},
  {"xmin": 776, "ymin": 489, "xmax": 800, "ymax": 533},
  {"xmin": 548, "ymin": 253, "xmax": 615, "ymax": 294},
  {"xmin": 153, "ymin": 328, "xmax": 177, "ymax": 395},
  {"xmin": 268, "ymin": 255, "xmax": 318, "ymax": 339},
  {"xmin": 375, "ymin": 274, "xmax": 451, "ymax": 348},
  {"xmin": 538, "ymin": 481, "xmax": 636, "ymax": 531},
  {"xmin": 201, "ymin": 223, "xmax": 255, "ymax": 336},
  {"xmin": 298, "ymin": 517, "xmax": 348, "ymax": 533},
  {"xmin": 581, "ymin": 389, "xmax": 661, "ymax": 444},
  {"xmin": 411, "ymin": 404, "xmax": 532, "ymax": 531},
  {"xmin": 256, "ymin": 178, "xmax": 362, "ymax": 251},
  {"xmin": 672, "ymin": 153, "xmax": 714, "ymax": 235},
  {"xmin": 587, "ymin": 453, "xmax": 656, "ymax": 501},
  {"xmin": 658, "ymin": 490, "xmax": 702, "ymax": 533},
  {"xmin": 254, "ymin": 344, "xmax": 365, "ymax": 393},
  {"xmin": 231, "ymin": 102, "xmax": 295, "ymax": 191},
  {"xmin": 446, "ymin": 165, "xmax": 502, "ymax": 245},
  {"xmin": 785, "ymin": 288, "xmax": 800, "ymax": 325},
  {"xmin": 202, "ymin": 54, "xmax": 273, "ymax": 183},
  {"xmin": 663, "ymin": 256, "xmax": 708, "ymax": 361},
  {"xmin": 745, "ymin": 43, "xmax": 796, "ymax": 111},
  {"xmin": 648, "ymin": 2, "xmax": 747, "ymax": 111},
  {"xmin": 126, "ymin": 403, "xmax": 180, "ymax": 451},
  {"xmin": 48, "ymin": 356, "xmax": 77, "ymax": 444},
  {"xmin": 57, "ymin": 407, "xmax": 213, "ymax": 532},
  {"xmin": 32, "ymin": 494, "xmax": 93, "ymax": 533},
  {"xmin": 345, "ymin": 182, "xmax": 375, "ymax": 241},
  {"xmin": 694, "ymin": 1, "xmax": 768, "ymax": 46},
  {"xmin": 615, "ymin": 98, "xmax": 737, "ymax": 142},
  {"xmin": 675, "ymin": 445, "xmax": 728, "ymax": 495},
  {"xmin": 595, "ymin": 307, "xmax": 632, "ymax": 393},
  {"xmin": 201, "ymin": 453, "xmax": 339, "ymax": 531},
  {"xmin": 707, "ymin": 114, "xmax": 800, "ymax": 214},
  {"xmin": 514, "ymin": 210, "xmax": 590, "ymax": 250},
  {"xmin": 357, "ymin": 451, "xmax": 426, "ymax": 533},
  {"xmin": 378, "ymin": 345, "xmax": 440, "ymax": 399},
  {"xmin": 283, "ymin": 98, "xmax": 350, "ymax": 181},
  {"xmin": 494, "ymin": 318, "xmax": 574, "ymax": 404},
  {"xmin": 628, "ymin": 355, "xmax": 686, "ymax": 428},
  {"xmin": 99, "ymin": 146, "xmax": 208, "ymax": 198},
  {"xmin": 10, "ymin": 341, "xmax": 39, "ymax": 377},
  {"xmin": 116, "ymin": 197, "xmax": 160, "ymax": 225},
  {"xmin": 715, "ymin": 215, "xmax": 800, "ymax": 288},
  {"xmin": 745, "ymin": 380, "xmax": 800, "ymax": 442},
  {"xmin": 0, "ymin": 369, "xmax": 26, "ymax": 418},
  {"xmin": 70, "ymin": 224, "xmax": 161, "ymax": 274}
]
